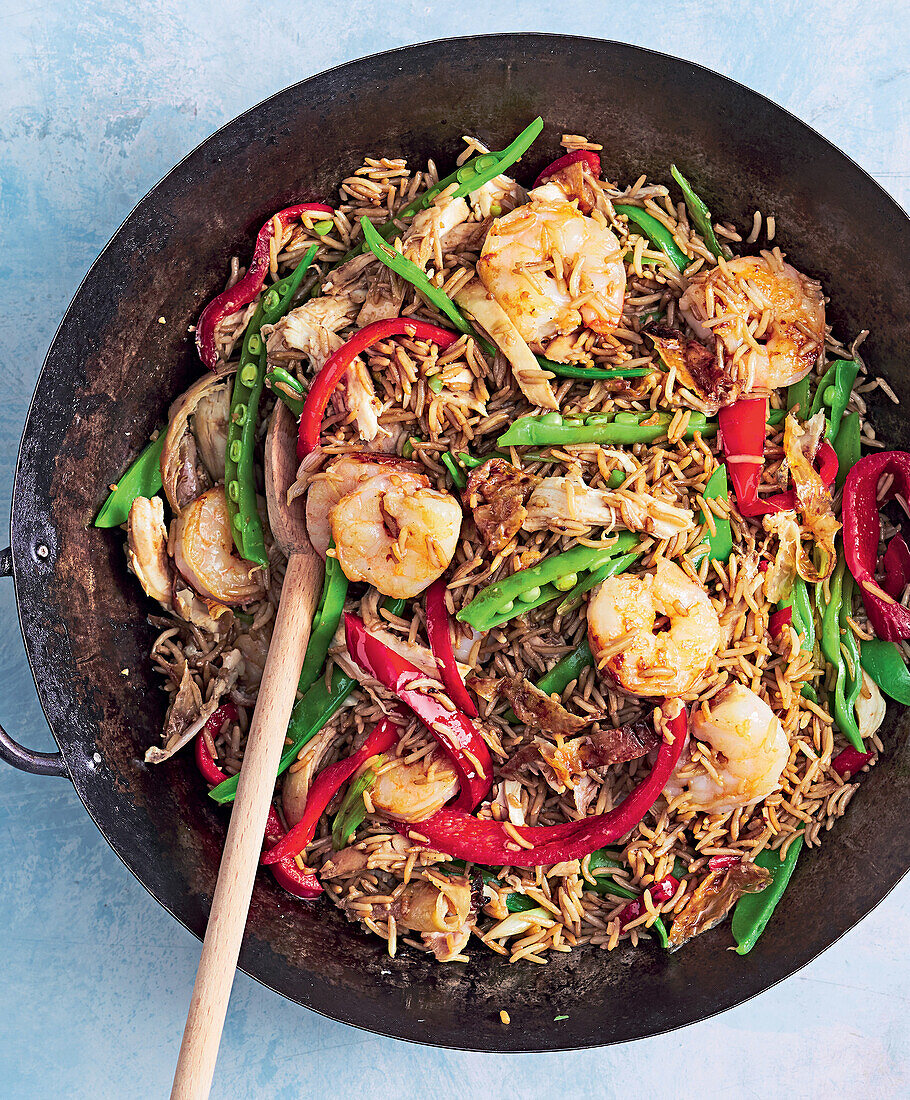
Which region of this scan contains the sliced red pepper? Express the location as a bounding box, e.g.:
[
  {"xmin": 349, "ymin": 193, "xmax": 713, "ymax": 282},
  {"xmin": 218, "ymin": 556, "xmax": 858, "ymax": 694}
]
[
  {"xmin": 843, "ymin": 451, "xmax": 910, "ymax": 640},
  {"xmin": 195, "ymin": 201, "xmax": 334, "ymax": 369},
  {"xmin": 618, "ymin": 874, "xmax": 680, "ymax": 928},
  {"xmin": 707, "ymin": 854, "xmax": 742, "ymax": 872},
  {"xmin": 831, "ymin": 746, "xmax": 874, "ymax": 778},
  {"xmin": 425, "ymin": 577, "xmax": 478, "ymax": 717},
  {"xmin": 262, "ymin": 713, "xmax": 401, "ymax": 864},
  {"xmin": 768, "ymin": 606, "xmax": 792, "ymax": 637},
  {"xmin": 344, "ymin": 612, "xmax": 492, "ymax": 810},
  {"xmin": 396, "ymin": 703, "xmax": 687, "ymax": 867},
  {"xmin": 533, "ymin": 149, "xmax": 602, "ymax": 189},
  {"xmin": 297, "ymin": 318, "xmax": 459, "ymax": 458},
  {"xmin": 719, "ymin": 399, "xmax": 837, "ymax": 517},
  {"xmin": 882, "ymin": 532, "xmax": 910, "ymax": 599},
  {"xmin": 194, "ymin": 704, "xmax": 322, "ymax": 898}
]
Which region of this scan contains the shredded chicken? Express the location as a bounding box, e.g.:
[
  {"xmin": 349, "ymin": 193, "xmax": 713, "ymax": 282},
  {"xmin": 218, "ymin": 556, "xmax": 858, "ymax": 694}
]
[
  {"xmin": 668, "ymin": 861, "xmax": 771, "ymax": 948},
  {"xmin": 523, "ymin": 476, "xmax": 694, "ymax": 540},
  {"xmin": 127, "ymin": 496, "xmax": 173, "ymax": 608},
  {"xmin": 504, "ymin": 720, "xmax": 660, "ymax": 790},
  {"xmin": 646, "ymin": 324, "xmax": 736, "ymax": 411}
]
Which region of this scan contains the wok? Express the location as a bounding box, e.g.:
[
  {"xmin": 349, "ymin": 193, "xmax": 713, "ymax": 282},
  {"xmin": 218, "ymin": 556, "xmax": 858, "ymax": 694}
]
[{"xmin": 1, "ymin": 35, "xmax": 908, "ymax": 1052}]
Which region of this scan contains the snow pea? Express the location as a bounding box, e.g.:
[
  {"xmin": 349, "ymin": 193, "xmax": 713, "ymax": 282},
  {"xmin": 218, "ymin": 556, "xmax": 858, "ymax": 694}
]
[
  {"xmin": 95, "ymin": 430, "xmax": 166, "ymax": 527},
  {"xmin": 701, "ymin": 465, "xmax": 732, "ymax": 562},
  {"xmin": 497, "ymin": 409, "xmax": 715, "ymax": 448},
  {"xmin": 298, "ymin": 541, "xmax": 349, "ymax": 694},
  {"xmin": 670, "ymin": 165, "xmax": 722, "ymax": 259},
  {"xmin": 860, "ymin": 639, "xmax": 910, "ymax": 704},
  {"xmin": 732, "ymin": 837, "xmax": 803, "ymax": 954},
  {"xmin": 809, "ymin": 360, "xmax": 859, "ymax": 440},
  {"xmin": 614, "ymin": 204, "xmax": 688, "ymax": 271},
  {"xmin": 833, "ymin": 411, "xmax": 861, "ymax": 492}
]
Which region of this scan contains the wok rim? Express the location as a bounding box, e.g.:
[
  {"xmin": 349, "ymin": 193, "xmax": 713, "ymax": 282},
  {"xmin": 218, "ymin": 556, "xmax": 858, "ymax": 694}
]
[{"xmin": 9, "ymin": 32, "xmax": 910, "ymax": 1052}]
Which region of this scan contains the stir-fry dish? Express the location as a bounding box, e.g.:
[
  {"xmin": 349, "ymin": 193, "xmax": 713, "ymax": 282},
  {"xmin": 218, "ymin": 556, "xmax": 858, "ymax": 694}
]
[{"xmin": 99, "ymin": 120, "xmax": 909, "ymax": 964}]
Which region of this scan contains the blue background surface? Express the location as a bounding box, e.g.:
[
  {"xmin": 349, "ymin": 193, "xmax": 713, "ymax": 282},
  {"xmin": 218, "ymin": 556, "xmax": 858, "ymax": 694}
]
[{"xmin": 1, "ymin": 3, "xmax": 908, "ymax": 1097}]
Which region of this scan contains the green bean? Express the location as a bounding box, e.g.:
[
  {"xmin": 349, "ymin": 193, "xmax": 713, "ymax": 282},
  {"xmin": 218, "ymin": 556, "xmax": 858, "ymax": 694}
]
[
  {"xmin": 225, "ymin": 245, "xmax": 319, "ymax": 564},
  {"xmin": 614, "ymin": 204, "xmax": 688, "ymax": 271},
  {"xmin": 670, "ymin": 165, "xmax": 723, "ymax": 259},
  {"xmin": 95, "ymin": 431, "xmax": 166, "ymax": 527},
  {"xmin": 457, "ymin": 534, "xmax": 638, "ymax": 631}
]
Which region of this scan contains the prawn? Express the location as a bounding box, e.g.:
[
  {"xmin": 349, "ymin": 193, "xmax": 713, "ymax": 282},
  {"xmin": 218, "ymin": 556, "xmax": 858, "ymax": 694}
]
[
  {"xmin": 587, "ymin": 558, "xmax": 721, "ymax": 697},
  {"xmin": 663, "ymin": 683, "xmax": 789, "ymax": 813},
  {"xmin": 171, "ymin": 486, "xmax": 267, "ymax": 606},
  {"xmin": 477, "ymin": 187, "xmax": 626, "ymax": 353},
  {"xmin": 307, "ymin": 453, "xmax": 463, "ymax": 600},
  {"xmin": 679, "ymin": 250, "xmax": 824, "ymax": 392}
]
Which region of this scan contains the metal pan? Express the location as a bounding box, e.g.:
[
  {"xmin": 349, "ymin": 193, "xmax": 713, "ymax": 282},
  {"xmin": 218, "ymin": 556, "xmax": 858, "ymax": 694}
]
[{"xmin": 2, "ymin": 35, "xmax": 908, "ymax": 1051}]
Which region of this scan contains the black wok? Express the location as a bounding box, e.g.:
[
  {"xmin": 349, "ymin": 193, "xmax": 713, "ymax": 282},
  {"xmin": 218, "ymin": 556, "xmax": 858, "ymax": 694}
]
[{"xmin": 1, "ymin": 35, "xmax": 908, "ymax": 1052}]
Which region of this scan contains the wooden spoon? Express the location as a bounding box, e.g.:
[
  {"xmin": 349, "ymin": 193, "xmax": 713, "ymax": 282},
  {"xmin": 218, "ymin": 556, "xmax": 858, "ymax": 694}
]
[{"xmin": 172, "ymin": 403, "xmax": 323, "ymax": 1099}]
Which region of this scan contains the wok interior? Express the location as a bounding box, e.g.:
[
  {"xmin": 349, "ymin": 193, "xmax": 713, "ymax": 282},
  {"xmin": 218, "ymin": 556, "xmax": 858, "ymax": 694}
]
[{"xmin": 14, "ymin": 37, "xmax": 910, "ymax": 1049}]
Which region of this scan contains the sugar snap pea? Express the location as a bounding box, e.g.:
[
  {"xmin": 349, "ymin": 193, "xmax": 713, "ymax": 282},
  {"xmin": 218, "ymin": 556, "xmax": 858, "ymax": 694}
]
[
  {"xmin": 614, "ymin": 205, "xmax": 688, "ymax": 271},
  {"xmin": 670, "ymin": 165, "xmax": 723, "ymax": 260},
  {"xmin": 732, "ymin": 837, "xmax": 803, "ymax": 954},
  {"xmin": 95, "ymin": 431, "xmax": 166, "ymax": 527}
]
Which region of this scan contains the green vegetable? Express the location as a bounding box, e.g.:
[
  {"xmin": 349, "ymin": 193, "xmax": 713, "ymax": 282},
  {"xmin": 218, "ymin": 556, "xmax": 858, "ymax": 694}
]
[
  {"xmin": 614, "ymin": 204, "xmax": 688, "ymax": 271},
  {"xmin": 670, "ymin": 165, "xmax": 722, "ymax": 259},
  {"xmin": 606, "ymin": 470, "xmax": 626, "ymax": 489},
  {"xmin": 809, "ymin": 360, "xmax": 859, "ymax": 439},
  {"xmin": 331, "ymin": 764, "xmax": 380, "ymax": 849},
  {"xmin": 225, "ymin": 244, "xmax": 318, "ymax": 564},
  {"xmin": 555, "ymin": 553, "xmax": 639, "ymax": 615},
  {"xmin": 535, "ymin": 357, "xmax": 653, "ymax": 382},
  {"xmin": 860, "ymin": 639, "xmax": 910, "ymax": 704},
  {"xmin": 313, "ymin": 219, "xmax": 334, "ymax": 235},
  {"xmin": 360, "ymin": 216, "xmax": 476, "ymax": 338},
  {"xmin": 701, "ymin": 465, "xmax": 732, "ymax": 562},
  {"xmin": 817, "ymin": 553, "xmax": 864, "ymax": 751},
  {"xmin": 441, "ymin": 452, "xmax": 467, "ymax": 489},
  {"xmin": 787, "ymin": 376, "xmax": 811, "ymax": 420},
  {"xmin": 833, "ymin": 411, "xmax": 861, "ymax": 492},
  {"xmin": 497, "ymin": 409, "xmax": 714, "ymax": 448},
  {"xmin": 95, "ymin": 431, "xmax": 166, "ymax": 528},
  {"xmin": 586, "ymin": 849, "xmax": 669, "ymax": 946},
  {"xmin": 536, "ymin": 639, "xmax": 595, "ymax": 697},
  {"xmin": 402, "ymin": 436, "xmax": 419, "ymax": 459},
  {"xmin": 457, "ymin": 533, "xmax": 638, "ymax": 631},
  {"xmin": 839, "ymin": 569, "xmax": 863, "ymax": 731},
  {"xmin": 731, "ymin": 837, "xmax": 803, "ymax": 954},
  {"xmin": 265, "ymin": 367, "xmax": 305, "ymax": 416},
  {"xmin": 298, "ymin": 541, "xmax": 349, "ymax": 694}
]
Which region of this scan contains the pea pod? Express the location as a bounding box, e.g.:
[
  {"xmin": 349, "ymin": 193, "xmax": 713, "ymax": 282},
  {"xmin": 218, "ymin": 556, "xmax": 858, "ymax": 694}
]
[
  {"xmin": 809, "ymin": 360, "xmax": 859, "ymax": 439},
  {"xmin": 670, "ymin": 165, "xmax": 722, "ymax": 259},
  {"xmin": 732, "ymin": 837, "xmax": 803, "ymax": 954},
  {"xmin": 457, "ymin": 533, "xmax": 638, "ymax": 631},
  {"xmin": 298, "ymin": 541, "xmax": 349, "ymax": 694},
  {"xmin": 839, "ymin": 569, "xmax": 863, "ymax": 725},
  {"xmin": 833, "ymin": 411, "xmax": 861, "ymax": 492},
  {"xmin": 265, "ymin": 367, "xmax": 305, "ymax": 416},
  {"xmin": 535, "ymin": 358, "xmax": 654, "ymax": 382},
  {"xmin": 787, "ymin": 376, "xmax": 811, "ymax": 420},
  {"xmin": 700, "ymin": 465, "xmax": 732, "ymax": 563},
  {"xmin": 440, "ymin": 453, "xmax": 468, "ymax": 489},
  {"xmin": 225, "ymin": 245, "xmax": 319, "ymax": 564},
  {"xmin": 536, "ymin": 639, "xmax": 595, "ymax": 696},
  {"xmin": 614, "ymin": 204, "xmax": 688, "ymax": 271},
  {"xmin": 497, "ymin": 409, "xmax": 715, "ymax": 448},
  {"xmin": 860, "ymin": 639, "xmax": 910, "ymax": 704},
  {"xmin": 817, "ymin": 554, "xmax": 864, "ymax": 751},
  {"xmin": 555, "ymin": 553, "xmax": 639, "ymax": 615},
  {"xmin": 95, "ymin": 431, "xmax": 166, "ymax": 527}
]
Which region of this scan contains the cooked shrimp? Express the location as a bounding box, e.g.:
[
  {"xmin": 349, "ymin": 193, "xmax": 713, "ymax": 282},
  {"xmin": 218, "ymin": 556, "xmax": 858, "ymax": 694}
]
[
  {"xmin": 172, "ymin": 486, "xmax": 267, "ymax": 605},
  {"xmin": 370, "ymin": 751, "xmax": 459, "ymax": 822},
  {"xmin": 588, "ymin": 559, "xmax": 721, "ymax": 697},
  {"xmin": 305, "ymin": 453, "xmax": 428, "ymax": 558},
  {"xmin": 477, "ymin": 189, "xmax": 626, "ymax": 351},
  {"xmin": 664, "ymin": 683, "xmax": 789, "ymax": 813},
  {"xmin": 332, "ymin": 475, "xmax": 462, "ymax": 600},
  {"xmin": 679, "ymin": 251, "xmax": 824, "ymax": 392}
]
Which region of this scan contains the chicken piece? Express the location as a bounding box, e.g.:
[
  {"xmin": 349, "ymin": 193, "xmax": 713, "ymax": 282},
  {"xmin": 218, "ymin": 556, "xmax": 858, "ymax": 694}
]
[
  {"xmin": 646, "ymin": 325, "xmax": 736, "ymax": 411},
  {"xmin": 523, "ymin": 477, "xmax": 694, "ymax": 541},
  {"xmin": 127, "ymin": 496, "xmax": 172, "ymax": 608},
  {"xmin": 504, "ymin": 720, "xmax": 660, "ymax": 790},
  {"xmin": 668, "ymin": 862, "xmax": 771, "ymax": 948},
  {"xmin": 465, "ymin": 458, "xmax": 540, "ymax": 555}
]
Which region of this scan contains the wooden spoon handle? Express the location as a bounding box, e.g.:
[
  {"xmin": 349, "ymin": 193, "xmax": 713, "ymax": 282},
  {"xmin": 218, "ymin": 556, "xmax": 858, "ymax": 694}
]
[{"xmin": 171, "ymin": 549, "xmax": 322, "ymax": 1100}]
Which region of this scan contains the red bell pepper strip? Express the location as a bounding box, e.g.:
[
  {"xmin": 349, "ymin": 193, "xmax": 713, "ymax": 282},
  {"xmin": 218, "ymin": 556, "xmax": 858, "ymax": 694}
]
[
  {"xmin": 719, "ymin": 399, "xmax": 837, "ymax": 516},
  {"xmin": 618, "ymin": 874, "xmax": 680, "ymax": 928},
  {"xmin": 831, "ymin": 746, "xmax": 874, "ymax": 778},
  {"xmin": 297, "ymin": 317, "xmax": 459, "ymax": 458},
  {"xmin": 262, "ymin": 713, "xmax": 401, "ymax": 864},
  {"xmin": 707, "ymin": 854, "xmax": 742, "ymax": 872},
  {"xmin": 532, "ymin": 149, "xmax": 602, "ymax": 189},
  {"xmin": 768, "ymin": 606, "xmax": 792, "ymax": 637},
  {"xmin": 344, "ymin": 612, "xmax": 492, "ymax": 810},
  {"xmin": 882, "ymin": 532, "xmax": 910, "ymax": 599},
  {"xmin": 395, "ymin": 703, "xmax": 687, "ymax": 867},
  {"xmin": 195, "ymin": 201, "xmax": 334, "ymax": 369},
  {"xmin": 425, "ymin": 578, "xmax": 478, "ymax": 717},
  {"xmin": 194, "ymin": 709, "xmax": 323, "ymax": 898},
  {"xmin": 843, "ymin": 451, "xmax": 910, "ymax": 640}
]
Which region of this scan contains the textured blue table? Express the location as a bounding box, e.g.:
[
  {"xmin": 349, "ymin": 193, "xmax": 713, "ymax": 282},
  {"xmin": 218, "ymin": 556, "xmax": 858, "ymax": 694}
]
[{"xmin": 2, "ymin": 4, "xmax": 908, "ymax": 1097}]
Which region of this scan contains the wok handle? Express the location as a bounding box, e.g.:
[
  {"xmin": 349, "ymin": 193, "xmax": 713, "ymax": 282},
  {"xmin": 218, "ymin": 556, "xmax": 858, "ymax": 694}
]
[{"xmin": 0, "ymin": 547, "xmax": 68, "ymax": 778}]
